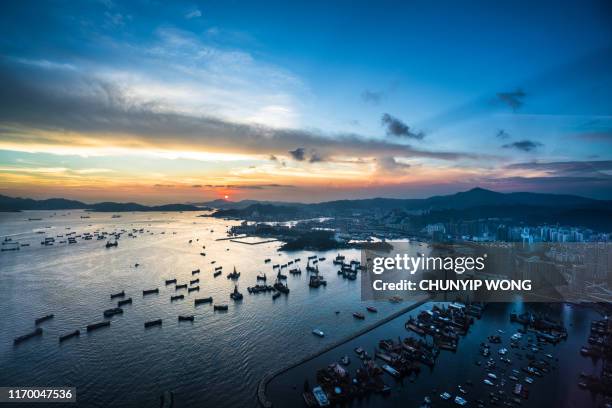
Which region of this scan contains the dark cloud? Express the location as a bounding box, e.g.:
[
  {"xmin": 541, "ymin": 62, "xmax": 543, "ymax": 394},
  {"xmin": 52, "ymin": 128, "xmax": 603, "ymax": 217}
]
[
  {"xmin": 0, "ymin": 59, "xmax": 480, "ymax": 162},
  {"xmin": 381, "ymin": 113, "xmax": 424, "ymax": 140},
  {"xmin": 191, "ymin": 184, "xmax": 202, "ymax": 188},
  {"xmin": 153, "ymin": 184, "xmax": 174, "ymax": 188},
  {"xmin": 204, "ymin": 184, "xmax": 295, "ymax": 190},
  {"xmin": 268, "ymin": 154, "xmax": 278, "ymax": 161},
  {"xmin": 496, "ymin": 129, "xmax": 510, "ymax": 139},
  {"xmin": 496, "ymin": 89, "xmax": 526, "ymax": 111},
  {"xmin": 502, "ymin": 140, "xmax": 542, "ymax": 152},
  {"xmin": 361, "ymin": 90, "xmax": 384, "ymax": 105},
  {"xmin": 289, "ymin": 148, "xmax": 305, "ymax": 161},
  {"xmin": 505, "ymin": 160, "xmax": 612, "ymax": 177},
  {"xmin": 309, "ymin": 152, "xmax": 324, "ymax": 163}
]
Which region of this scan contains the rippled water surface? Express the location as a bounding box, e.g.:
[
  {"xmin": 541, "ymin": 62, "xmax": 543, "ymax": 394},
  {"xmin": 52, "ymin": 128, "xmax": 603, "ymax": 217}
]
[{"xmin": 0, "ymin": 211, "xmax": 413, "ymax": 407}]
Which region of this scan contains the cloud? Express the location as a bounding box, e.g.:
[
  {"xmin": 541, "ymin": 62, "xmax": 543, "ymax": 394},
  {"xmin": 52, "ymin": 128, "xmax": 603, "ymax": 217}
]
[
  {"xmin": 203, "ymin": 184, "xmax": 295, "ymax": 190},
  {"xmin": 376, "ymin": 156, "xmax": 411, "ymax": 173},
  {"xmin": 496, "ymin": 129, "xmax": 510, "ymax": 139},
  {"xmin": 505, "ymin": 160, "xmax": 612, "ymax": 177},
  {"xmin": 191, "ymin": 184, "xmax": 202, "ymax": 188},
  {"xmin": 0, "ymin": 57, "xmax": 481, "ymax": 163},
  {"xmin": 289, "ymin": 148, "xmax": 305, "ymax": 161},
  {"xmin": 502, "ymin": 140, "xmax": 542, "ymax": 152},
  {"xmin": 309, "ymin": 152, "xmax": 324, "ymax": 163},
  {"xmin": 361, "ymin": 90, "xmax": 384, "ymax": 105},
  {"xmin": 185, "ymin": 9, "xmax": 202, "ymax": 19},
  {"xmin": 496, "ymin": 89, "xmax": 526, "ymax": 111},
  {"xmin": 381, "ymin": 113, "xmax": 424, "ymax": 140}
]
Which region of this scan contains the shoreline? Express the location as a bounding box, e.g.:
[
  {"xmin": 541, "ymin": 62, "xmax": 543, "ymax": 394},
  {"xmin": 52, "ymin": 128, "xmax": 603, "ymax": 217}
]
[{"xmin": 256, "ymin": 294, "xmax": 431, "ymax": 407}]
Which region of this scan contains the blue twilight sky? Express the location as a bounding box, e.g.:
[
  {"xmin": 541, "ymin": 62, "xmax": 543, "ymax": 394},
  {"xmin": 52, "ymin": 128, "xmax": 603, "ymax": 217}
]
[{"xmin": 0, "ymin": 0, "xmax": 611, "ymax": 203}]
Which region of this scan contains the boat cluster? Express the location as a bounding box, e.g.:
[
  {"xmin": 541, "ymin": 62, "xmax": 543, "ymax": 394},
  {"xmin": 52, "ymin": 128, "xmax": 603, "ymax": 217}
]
[
  {"xmin": 578, "ymin": 317, "xmax": 612, "ymax": 396},
  {"xmin": 303, "ymin": 303, "xmax": 482, "ymax": 406}
]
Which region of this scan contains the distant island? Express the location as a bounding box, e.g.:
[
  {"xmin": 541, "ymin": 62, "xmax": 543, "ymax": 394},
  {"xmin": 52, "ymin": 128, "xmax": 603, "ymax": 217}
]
[{"xmin": 0, "ymin": 194, "xmax": 207, "ymax": 212}]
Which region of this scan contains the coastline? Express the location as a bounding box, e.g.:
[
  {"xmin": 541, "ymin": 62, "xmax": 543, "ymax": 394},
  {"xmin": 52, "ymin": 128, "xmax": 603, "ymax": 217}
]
[{"xmin": 256, "ymin": 294, "xmax": 431, "ymax": 407}]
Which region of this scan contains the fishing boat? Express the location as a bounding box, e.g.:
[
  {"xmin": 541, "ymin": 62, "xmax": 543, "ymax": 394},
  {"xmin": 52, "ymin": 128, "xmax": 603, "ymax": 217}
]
[
  {"xmin": 367, "ymin": 306, "xmax": 378, "ymax": 313},
  {"xmin": 277, "ymin": 270, "xmax": 287, "ymax": 279},
  {"xmin": 257, "ymin": 273, "xmax": 267, "ymax": 281},
  {"xmin": 105, "ymin": 240, "xmax": 118, "ymax": 248},
  {"xmin": 289, "ymin": 267, "xmax": 301, "ymax": 275},
  {"xmin": 144, "ymin": 319, "xmax": 162, "ymax": 328},
  {"xmin": 194, "ymin": 297, "xmax": 213, "ymax": 305},
  {"xmin": 87, "ymin": 321, "xmax": 111, "ymax": 332},
  {"xmin": 14, "ymin": 328, "xmax": 43, "ymax": 344},
  {"xmin": 274, "ymin": 281, "xmax": 290, "ymax": 294},
  {"xmin": 214, "ymin": 271, "xmax": 222, "ymax": 277},
  {"xmin": 312, "ymin": 329, "xmax": 325, "ymax": 337},
  {"xmin": 230, "ymin": 285, "xmax": 243, "ymax": 301},
  {"xmin": 103, "ymin": 307, "xmax": 123, "ymax": 318},
  {"xmin": 110, "ymin": 291, "xmax": 125, "ymax": 299},
  {"xmin": 143, "ymin": 288, "xmax": 159, "ymax": 296},
  {"xmin": 200, "ymin": 252, "xmax": 206, "ymax": 256},
  {"xmin": 178, "ymin": 315, "xmax": 194, "ymax": 322},
  {"xmin": 165, "ymin": 279, "xmax": 177, "ymax": 285},
  {"xmin": 340, "ymin": 355, "xmax": 350, "ymax": 365},
  {"xmin": 227, "ymin": 266, "xmax": 240, "ymax": 280},
  {"xmin": 214, "ymin": 304, "xmax": 229, "ymax": 311},
  {"xmin": 264, "ymin": 258, "xmax": 271, "ymax": 263},
  {"xmin": 175, "ymin": 284, "xmax": 187, "ymax": 290},
  {"xmin": 171, "ymin": 295, "xmax": 184, "ymax": 301},
  {"xmin": 35, "ymin": 314, "xmax": 54, "ymax": 325},
  {"xmin": 191, "ymin": 269, "xmax": 200, "ymax": 275},
  {"xmin": 188, "ymin": 286, "xmax": 199, "ymax": 293},
  {"xmin": 117, "ymin": 298, "xmax": 132, "ymax": 307},
  {"xmin": 353, "ymin": 312, "xmax": 365, "ymax": 320},
  {"xmin": 59, "ymin": 330, "xmax": 80, "ymax": 343}
]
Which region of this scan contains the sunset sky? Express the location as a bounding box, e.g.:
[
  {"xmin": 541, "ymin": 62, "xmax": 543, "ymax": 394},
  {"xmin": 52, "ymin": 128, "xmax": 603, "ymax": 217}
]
[{"xmin": 1, "ymin": 0, "xmax": 611, "ymax": 203}]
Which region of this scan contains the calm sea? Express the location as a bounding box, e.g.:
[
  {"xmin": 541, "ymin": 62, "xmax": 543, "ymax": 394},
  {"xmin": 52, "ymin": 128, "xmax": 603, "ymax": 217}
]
[{"xmin": 0, "ymin": 210, "xmax": 417, "ymax": 407}]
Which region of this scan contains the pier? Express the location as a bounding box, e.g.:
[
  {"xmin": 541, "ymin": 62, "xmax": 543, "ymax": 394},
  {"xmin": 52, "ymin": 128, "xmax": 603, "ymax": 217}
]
[{"xmin": 256, "ymin": 295, "xmax": 430, "ymax": 407}]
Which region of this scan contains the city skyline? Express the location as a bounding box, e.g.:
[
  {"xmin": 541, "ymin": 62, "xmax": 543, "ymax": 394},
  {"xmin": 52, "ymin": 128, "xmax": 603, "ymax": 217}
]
[{"xmin": 1, "ymin": 1, "xmax": 612, "ymax": 203}]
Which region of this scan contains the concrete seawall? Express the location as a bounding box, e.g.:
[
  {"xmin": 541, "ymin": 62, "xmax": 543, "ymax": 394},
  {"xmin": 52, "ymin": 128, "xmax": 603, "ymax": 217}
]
[{"xmin": 256, "ymin": 295, "xmax": 430, "ymax": 407}]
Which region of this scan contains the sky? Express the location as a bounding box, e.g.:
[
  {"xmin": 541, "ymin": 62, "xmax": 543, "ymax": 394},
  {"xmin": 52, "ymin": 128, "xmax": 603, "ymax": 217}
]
[{"xmin": 0, "ymin": 0, "xmax": 611, "ymax": 204}]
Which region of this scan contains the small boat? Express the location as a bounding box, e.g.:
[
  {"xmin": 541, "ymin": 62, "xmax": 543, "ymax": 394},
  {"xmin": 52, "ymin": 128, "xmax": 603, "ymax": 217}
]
[
  {"xmin": 484, "ymin": 379, "xmax": 494, "ymax": 386},
  {"xmin": 214, "ymin": 305, "xmax": 229, "ymax": 311},
  {"xmin": 194, "ymin": 297, "xmax": 213, "ymax": 305},
  {"xmin": 188, "ymin": 286, "xmax": 199, "ymax": 293},
  {"xmin": 382, "ymin": 364, "xmax": 401, "ymax": 378},
  {"xmin": 353, "ymin": 312, "xmax": 365, "ymax": 320},
  {"xmin": 257, "ymin": 273, "xmax": 267, "ymax": 281},
  {"xmin": 144, "ymin": 319, "xmax": 162, "ymax": 328},
  {"xmin": 105, "ymin": 240, "xmax": 118, "ymax": 248},
  {"xmin": 171, "ymin": 295, "xmax": 184, "ymax": 301},
  {"xmin": 367, "ymin": 306, "xmax": 378, "ymax": 313},
  {"xmin": 192, "ymin": 269, "xmax": 200, "ymax": 275},
  {"xmin": 440, "ymin": 392, "xmax": 451, "ymax": 400},
  {"xmin": 312, "ymin": 386, "xmax": 330, "ymax": 407},
  {"xmin": 14, "ymin": 328, "xmax": 43, "ymax": 344},
  {"xmin": 230, "ymin": 285, "xmax": 243, "ymax": 301},
  {"xmin": 264, "ymin": 258, "xmax": 271, "ymax": 263},
  {"xmin": 87, "ymin": 321, "xmax": 111, "ymax": 332},
  {"xmin": 59, "ymin": 330, "xmax": 80, "ymax": 343},
  {"xmin": 312, "ymin": 329, "xmax": 325, "ymax": 337},
  {"xmin": 178, "ymin": 315, "xmax": 194, "ymax": 322},
  {"xmin": 454, "ymin": 396, "xmax": 468, "ymax": 406},
  {"xmin": 340, "ymin": 355, "xmax": 350, "ymax": 365},
  {"xmin": 175, "ymin": 284, "xmax": 187, "ymax": 290},
  {"xmin": 143, "ymin": 288, "xmax": 159, "ymax": 296},
  {"xmin": 165, "ymin": 279, "xmax": 177, "ymax": 285},
  {"xmin": 214, "ymin": 271, "xmax": 222, "ymax": 278},
  {"xmin": 200, "ymin": 252, "xmax": 206, "ymax": 256},
  {"xmin": 103, "ymin": 307, "xmax": 123, "ymax": 318},
  {"xmin": 110, "ymin": 291, "xmax": 125, "ymax": 299},
  {"xmin": 35, "ymin": 314, "xmax": 54, "ymax": 325},
  {"xmin": 214, "ymin": 266, "xmax": 222, "ymax": 270},
  {"xmin": 117, "ymin": 298, "xmax": 132, "ymax": 307},
  {"xmin": 190, "ymin": 278, "xmax": 199, "ymax": 285}
]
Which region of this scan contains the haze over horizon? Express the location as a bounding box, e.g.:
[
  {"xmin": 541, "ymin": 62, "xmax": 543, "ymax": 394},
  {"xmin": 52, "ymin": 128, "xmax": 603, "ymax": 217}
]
[{"xmin": 1, "ymin": 1, "xmax": 612, "ymax": 204}]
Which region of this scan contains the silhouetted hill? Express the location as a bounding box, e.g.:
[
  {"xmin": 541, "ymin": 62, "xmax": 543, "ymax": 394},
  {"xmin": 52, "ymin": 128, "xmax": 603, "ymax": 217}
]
[{"xmin": 0, "ymin": 194, "xmax": 201, "ymax": 212}]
